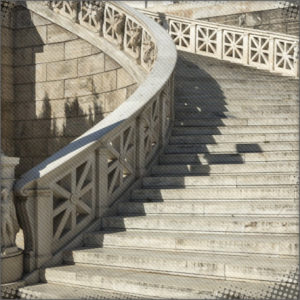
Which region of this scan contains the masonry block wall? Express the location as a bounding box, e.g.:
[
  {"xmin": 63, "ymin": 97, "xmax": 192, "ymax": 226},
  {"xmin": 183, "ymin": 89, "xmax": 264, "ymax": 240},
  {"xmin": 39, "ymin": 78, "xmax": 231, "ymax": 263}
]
[
  {"xmin": 2, "ymin": 6, "xmax": 138, "ymax": 176},
  {"xmin": 200, "ymin": 9, "xmax": 299, "ymax": 36},
  {"xmin": 1, "ymin": 14, "xmax": 14, "ymax": 157}
]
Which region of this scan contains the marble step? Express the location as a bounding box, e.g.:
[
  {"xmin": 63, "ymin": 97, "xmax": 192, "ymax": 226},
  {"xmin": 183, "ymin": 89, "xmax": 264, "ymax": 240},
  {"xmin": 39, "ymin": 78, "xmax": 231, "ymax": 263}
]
[
  {"xmin": 64, "ymin": 248, "xmax": 297, "ymax": 282},
  {"xmin": 169, "ymin": 133, "xmax": 299, "ymax": 144},
  {"xmin": 175, "ymin": 91, "xmax": 299, "ymax": 101},
  {"xmin": 143, "ymin": 174, "xmax": 299, "ymax": 187},
  {"xmin": 41, "ymin": 264, "xmax": 271, "ymax": 299},
  {"xmin": 172, "ymin": 125, "xmax": 299, "ymax": 135},
  {"xmin": 175, "ymin": 98, "xmax": 299, "ymax": 106},
  {"xmin": 175, "ymin": 76, "xmax": 299, "ymax": 89},
  {"xmin": 159, "ymin": 151, "xmax": 299, "ymax": 164},
  {"xmin": 174, "ymin": 118, "xmax": 299, "ymax": 126},
  {"xmin": 103, "ymin": 215, "xmax": 299, "ymax": 234},
  {"xmin": 175, "ymin": 111, "xmax": 299, "ymax": 120},
  {"xmin": 131, "ymin": 187, "xmax": 298, "ymax": 201},
  {"xmin": 174, "ymin": 104, "xmax": 299, "ymax": 113},
  {"xmin": 118, "ymin": 200, "xmax": 298, "ymax": 216},
  {"xmin": 164, "ymin": 142, "xmax": 299, "ymax": 154},
  {"xmin": 18, "ymin": 283, "xmax": 150, "ymax": 300},
  {"xmin": 84, "ymin": 231, "xmax": 298, "ymax": 256},
  {"xmin": 152, "ymin": 161, "xmax": 298, "ymax": 175}
]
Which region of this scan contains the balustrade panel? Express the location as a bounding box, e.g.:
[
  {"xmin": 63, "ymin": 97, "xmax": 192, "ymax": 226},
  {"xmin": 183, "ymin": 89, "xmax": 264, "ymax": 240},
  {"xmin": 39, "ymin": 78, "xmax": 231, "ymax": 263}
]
[
  {"xmin": 168, "ymin": 19, "xmax": 193, "ymax": 51},
  {"xmin": 248, "ymin": 34, "xmax": 271, "ymax": 69},
  {"xmin": 196, "ymin": 25, "xmax": 218, "ymax": 58},
  {"xmin": 274, "ymin": 39, "xmax": 298, "ymax": 75},
  {"xmin": 50, "ymin": 153, "xmax": 96, "ymax": 251},
  {"xmin": 141, "ymin": 10, "xmax": 299, "ymax": 77}
]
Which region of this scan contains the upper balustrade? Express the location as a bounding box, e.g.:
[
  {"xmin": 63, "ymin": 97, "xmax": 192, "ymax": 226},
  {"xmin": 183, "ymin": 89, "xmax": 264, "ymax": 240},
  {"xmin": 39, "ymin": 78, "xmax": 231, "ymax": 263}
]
[
  {"xmin": 141, "ymin": 9, "xmax": 299, "ymax": 77},
  {"xmin": 14, "ymin": 0, "xmax": 176, "ymax": 274}
]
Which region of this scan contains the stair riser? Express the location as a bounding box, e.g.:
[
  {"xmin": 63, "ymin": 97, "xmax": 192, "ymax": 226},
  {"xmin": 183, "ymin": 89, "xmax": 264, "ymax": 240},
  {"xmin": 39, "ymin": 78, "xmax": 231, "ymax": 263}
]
[
  {"xmin": 64, "ymin": 252, "xmax": 296, "ymax": 282},
  {"xmin": 174, "ymin": 118, "xmax": 299, "ymax": 126},
  {"xmin": 43, "ymin": 269, "xmax": 204, "ymax": 299},
  {"xmin": 175, "ymin": 71, "xmax": 298, "ymax": 82},
  {"xmin": 131, "ymin": 188, "xmax": 297, "ymax": 200},
  {"xmin": 175, "ymin": 93, "xmax": 298, "ymax": 101},
  {"xmin": 176, "ymin": 80, "xmax": 299, "ymax": 90},
  {"xmin": 174, "ymin": 105, "xmax": 299, "ymax": 114},
  {"xmin": 103, "ymin": 217, "xmax": 298, "ymax": 234},
  {"xmin": 119, "ymin": 201, "xmax": 298, "ymax": 216},
  {"xmin": 152, "ymin": 163, "xmax": 298, "ymax": 175},
  {"xmin": 143, "ymin": 175, "xmax": 299, "ymax": 187},
  {"xmin": 119, "ymin": 201, "xmax": 298, "ymax": 217},
  {"xmin": 175, "ymin": 112, "xmax": 299, "ymax": 120},
  {"xmin": 172, "ymin": 126, "xmax": 299, "ymax": 135},
  {"xmin": 175, "ymin": 98, "xmax": 299, "ymax": 106},
  {"xmin": 160, "ymin": 152, "xmax": 299, "ymax": 164},
  {"xmin": 169, "ymin": 134, "xmax": 299, "ymax": 144},
  {"xmin": 164, "ymin": 143, "xmax": 299, "ymax": 154},
  {"xmin": 84, "ymin": 233, "xmax": 298, "ymax": 256}
]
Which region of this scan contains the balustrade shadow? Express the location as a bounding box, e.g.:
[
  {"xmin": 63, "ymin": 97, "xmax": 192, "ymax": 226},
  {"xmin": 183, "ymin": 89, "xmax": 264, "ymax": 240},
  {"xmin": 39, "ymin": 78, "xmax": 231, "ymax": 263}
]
[{"xmin": 73, "ymin": 52, "xmax": 267, "ymax": 257}]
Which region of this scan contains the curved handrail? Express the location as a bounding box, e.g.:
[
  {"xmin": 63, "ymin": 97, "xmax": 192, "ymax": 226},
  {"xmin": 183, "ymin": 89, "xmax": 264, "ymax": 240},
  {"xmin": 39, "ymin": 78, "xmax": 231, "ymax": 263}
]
[
  {"xmin": 140, "ymin": 8, "xmax": 299, "ymax": 77},
  {"xmin": 14, "ymin": 0, "xmax": 176, "ymax": 270},
  {"xmin": 15, "ymin": 1, "xmax": 176, "ymax": 195}
]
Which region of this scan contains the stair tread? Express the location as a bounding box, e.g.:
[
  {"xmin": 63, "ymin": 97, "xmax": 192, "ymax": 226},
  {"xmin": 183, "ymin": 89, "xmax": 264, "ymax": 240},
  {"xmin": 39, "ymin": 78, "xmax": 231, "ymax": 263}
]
[
  {"xmin": 19, "ymin": 283, "xmax": 149, "ymax": 300},
  {"xmin": 66, "ymin": 247, "xmax": 297, "ymax": 267},
  {"xmin": 42, "ymin": 264, "xmax": 277, "ymax": 298}
]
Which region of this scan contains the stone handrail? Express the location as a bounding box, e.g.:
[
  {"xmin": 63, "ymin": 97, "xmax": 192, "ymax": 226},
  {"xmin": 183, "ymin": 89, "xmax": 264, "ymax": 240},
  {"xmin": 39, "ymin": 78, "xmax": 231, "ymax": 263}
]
[
  {"xmin": 14, "ymin": 1, "xmax": 176, "ymax": 273},
  {"xmin": 140, "ymin": 9, "xmax": 299, "ymax": 77}
]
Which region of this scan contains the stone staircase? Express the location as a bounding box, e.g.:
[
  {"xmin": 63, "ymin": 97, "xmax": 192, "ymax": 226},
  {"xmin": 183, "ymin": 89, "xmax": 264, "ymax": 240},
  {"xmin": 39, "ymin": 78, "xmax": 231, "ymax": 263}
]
[{"xmin": 20, "ymin": 52, "xmax": 299, "ymax": 299}]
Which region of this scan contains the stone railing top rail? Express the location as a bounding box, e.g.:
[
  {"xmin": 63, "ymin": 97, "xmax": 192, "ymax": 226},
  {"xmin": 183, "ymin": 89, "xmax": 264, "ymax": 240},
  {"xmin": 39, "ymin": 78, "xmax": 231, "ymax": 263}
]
[
  {"xmin": 140, "ymin": 8, "xmax": 299, "ymax": 77},
  {"xmin": 15, "ymin": 1, "xmax": 177, "ymax": 197}
]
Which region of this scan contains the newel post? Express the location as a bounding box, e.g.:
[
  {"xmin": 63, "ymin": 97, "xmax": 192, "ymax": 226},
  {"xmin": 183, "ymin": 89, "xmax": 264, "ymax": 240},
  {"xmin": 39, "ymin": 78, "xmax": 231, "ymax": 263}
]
[{"xmin": 1, "ymin": 153, "xmax": 23, "ymax": 284}]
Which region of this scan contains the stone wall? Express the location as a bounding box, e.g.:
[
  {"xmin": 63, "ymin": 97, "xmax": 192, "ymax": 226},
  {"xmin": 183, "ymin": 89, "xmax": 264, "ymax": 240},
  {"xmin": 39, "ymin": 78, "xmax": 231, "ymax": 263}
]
[
  {"xmin": 200, "ymin": 8, "xmax": 299, "ymax": 36},
  {"xmin": 1, "ymin": 12, "xmax": 14, "ymax": 156},
  {"xmin": 6, "ymin": 6, "xmax": 137, "ymax": 176}
]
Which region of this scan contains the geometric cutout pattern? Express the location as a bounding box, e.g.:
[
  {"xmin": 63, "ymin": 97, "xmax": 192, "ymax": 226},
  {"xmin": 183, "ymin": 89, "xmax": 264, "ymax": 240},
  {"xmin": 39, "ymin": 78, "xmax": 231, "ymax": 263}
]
[
  {"xmin": 223, "ymin": 30, "xmax": 244, "ymax": 62},
  {"xmin": 274, "ymin": 39, "xmax": 298, "ymax": 72},
  {"xmin": 124, "ymin": 17, "xmax": 142, "ymax": 59},
  {"xmin": 196, "ymin": 25, "xmax": 218, "ymax": 57},
  {"xmin": 106, "ymin": 124, "xmax": 136, "ymax": 198},
  {"xmin": 141, "ymin": 30, "xmax": 157, "ymax": 71},
  {"xmin": 140, "ymin": 96, "xmax": 160, "ymax": 163},
  {"xmin": 51, "ymin": 155, "xmax": 95, "ymax": 243},
  {"xmin": 169, "ymin": 20, "xmax": 191, "ymax": 50},
  {"xmin": 49, "ymin": 0, "xmax": 78, "ymax": 21},
  {"xmin": 78, "ymin": 1, "xmax": 105, "ymax": 33},
  {"xmin": 249, "ymin": 35, "xmax": 270, "ymax": 68}
]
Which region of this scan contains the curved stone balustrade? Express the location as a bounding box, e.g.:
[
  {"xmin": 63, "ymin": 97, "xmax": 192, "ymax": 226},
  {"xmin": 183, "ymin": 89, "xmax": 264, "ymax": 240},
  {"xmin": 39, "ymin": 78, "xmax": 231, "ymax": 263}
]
[
  {"xmin": 141, "ymin": 9, "xmax": 299, "ymax": 77},
  {"xmin": 14, "ymin": 1, "xmax": 176, "ymax": 274}
]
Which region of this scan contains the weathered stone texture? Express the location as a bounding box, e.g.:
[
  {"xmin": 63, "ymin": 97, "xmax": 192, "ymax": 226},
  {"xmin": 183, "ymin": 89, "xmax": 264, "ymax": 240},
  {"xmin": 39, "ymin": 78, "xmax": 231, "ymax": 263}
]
[
  {"xmin": 35, "ymin": 81, "xmax": 64, "ymax": 101},
  {"xmin": 35, "ymin": 44, "xmax": 64, "ymax": 64},
  {"xmin": 78, "ymin": 53, "xmax": 105, "ymax": 76},
  {"xmin": 47, "ymin": 60, "xmax": 78, "ymax": 80},
  {"xmin": 117, "ymin": 68, "xmax": 136, "ymax": 89},
  {"xmin": 94, "ymin": 71, "xmax": 117, "ymax": 93},
  {"xmin": 1, "ymin": 24, "xmax": 14, "ymax": 156},
  {"xmin": 15, "ymin": 26, "xmax": 47, "ymax": 48},
  {"xmin": 65, "ymin": 39, "xmax": 94, "ymax": 59},
  {"xmin": 4, "ymin": 9, "xmax": 138, "ymax": 176},
  {"xmin": 47, "ymin": 24, "xmax": 77, "ymax": 43},
  {"xmin": 14, "ymin": 47, "xmax": 33, "ymax": 66},
  {"xmin": 65, "ymin": 76, "xmax": 94, "ymax": 98},
  {"xmin": 104, "ymin": 56, "xmax": 121, "ymax": 71}
]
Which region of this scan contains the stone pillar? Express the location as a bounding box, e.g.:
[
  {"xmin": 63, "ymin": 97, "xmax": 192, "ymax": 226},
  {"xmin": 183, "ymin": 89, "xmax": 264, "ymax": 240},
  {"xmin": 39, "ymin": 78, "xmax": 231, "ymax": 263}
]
[{"xmin": 0, "ymin": 152, "xmax": 23, "ymax": 284}]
